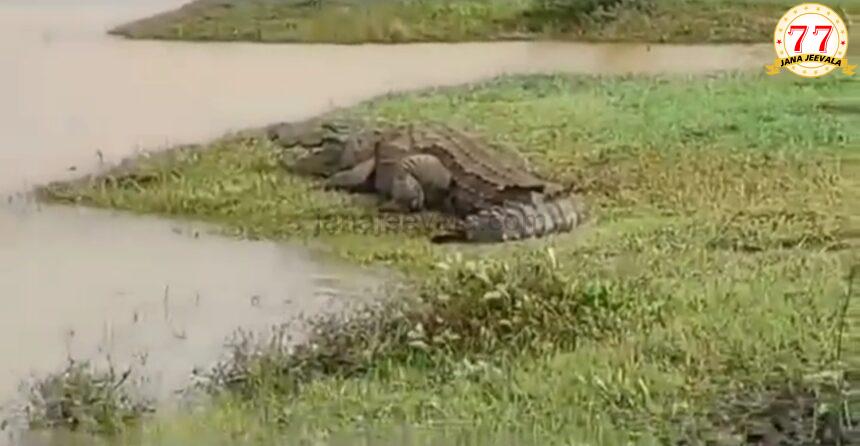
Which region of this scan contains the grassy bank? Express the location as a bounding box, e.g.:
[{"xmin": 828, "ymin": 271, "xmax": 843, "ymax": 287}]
[
  {"xmin": 37, "ymin": 72, "xmax": 859, "ymax": 443},
  {"xmin": 109, "ymin": 0, "xmax": 857, "ymax": 44}
]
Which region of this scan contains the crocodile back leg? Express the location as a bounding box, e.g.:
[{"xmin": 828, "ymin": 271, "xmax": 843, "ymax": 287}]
[
  {"xmin": 383, "ymin": 153, "xmax": 454, "ymax": 213},
  {"xmin": 374, "ymin": 129, "xmax": 412, "ymax": 196},
  {"xmin": 383, "ymin": 171, "xmax": 425, "ymax": 213},
  {"xmin": 400, "ymin": 154, "xmax": 453, "ymax": 209}
]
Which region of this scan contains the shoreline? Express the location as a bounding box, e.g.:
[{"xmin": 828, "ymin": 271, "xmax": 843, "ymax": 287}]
[
  {"xmin": 108, "ymin": 0, "xmax": 850, "ymax": 46},
  {"xmin": 5, "ymin": 1, "xmax": 858, "ymax": 442}
]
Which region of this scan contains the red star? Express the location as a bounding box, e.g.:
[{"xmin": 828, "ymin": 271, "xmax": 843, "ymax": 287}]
[
  {"xmin": 842, "ymin": 40, "xmax": 847, "ymax": 45},
  {"xmin": 777, "ymin": 39, "xmax": 782, "ymax": 44}
]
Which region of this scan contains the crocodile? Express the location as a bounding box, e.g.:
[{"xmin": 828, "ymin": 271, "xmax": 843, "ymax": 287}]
[{"xmin": 267, "ymin": 119, "xmax": 587, "ymax": 243}]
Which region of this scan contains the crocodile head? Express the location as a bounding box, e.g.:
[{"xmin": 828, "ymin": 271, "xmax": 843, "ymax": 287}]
[
  {"xmin": 267, "ymin": 118, "xmax": 357, "ymax": 146},
  {"xmin": 289, "ymin": 142, "xmax": 346, "ymax": 176},
  {"xmin": 269, "ymin": 118, "xmax": 378, "ymax": 177}
]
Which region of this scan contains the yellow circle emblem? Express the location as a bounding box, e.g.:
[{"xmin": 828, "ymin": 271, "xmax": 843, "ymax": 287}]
[{"xmin": 766, "ymin": 3, "xmax": 855, "ymax": 78}]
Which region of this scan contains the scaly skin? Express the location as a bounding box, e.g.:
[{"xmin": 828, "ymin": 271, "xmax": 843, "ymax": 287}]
[
  {"xmin": 454, "ymin": 194, "xmax": 588, "ymax": 243},
  {"xmin": 268, "ymin": 119, "xmax": 587, "ymax": 243}
]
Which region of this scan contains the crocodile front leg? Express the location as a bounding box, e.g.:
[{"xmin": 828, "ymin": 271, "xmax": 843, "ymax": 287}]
[{"xmin": 324, "ymin": 157, "xmax": 376, "ymax": 193}]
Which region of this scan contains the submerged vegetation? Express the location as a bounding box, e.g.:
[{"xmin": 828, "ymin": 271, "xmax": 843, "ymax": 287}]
[
  {"xmin": 37, "ymin": 72, "xmax": 860, "ymax": 443},
  {"xmin": 108, "ymin": 0, "xmax": 856, "ymax": 44}
]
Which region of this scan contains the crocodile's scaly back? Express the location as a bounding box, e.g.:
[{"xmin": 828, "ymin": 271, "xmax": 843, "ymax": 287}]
[{"xmin": 411, "ymin": 123, "xmax": 548, "ymax": 195}]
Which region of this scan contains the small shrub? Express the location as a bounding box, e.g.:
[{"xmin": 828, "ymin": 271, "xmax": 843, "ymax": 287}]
[
  {"xmin": 23, "ymin": 360, "xmax": 153, "ymax": 435},
  {"xmin": 524, "ymin": 0, "xmax": 652, "ymax": 29},
  {"xmin": 202, "ymin": 248, "xmax": 671, "ymax": 397}
]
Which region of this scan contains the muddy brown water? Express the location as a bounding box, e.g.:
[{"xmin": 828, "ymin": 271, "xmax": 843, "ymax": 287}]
[{"xmin": 0, "ymin": 0, "xmax": 777, "ymax": 443}]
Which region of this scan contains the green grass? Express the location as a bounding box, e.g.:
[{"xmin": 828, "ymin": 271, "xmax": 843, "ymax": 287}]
[
  {"xmin": 109, "ymin": 0, "xmax": 859, "ymax": 44},
  {"xmin": 37, "ymin": 72, "xmax": 860, "ymax": 444}
]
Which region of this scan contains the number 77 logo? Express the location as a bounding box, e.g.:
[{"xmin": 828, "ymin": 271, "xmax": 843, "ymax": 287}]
[{"xmin": 788, "ymin": 25, "xmax": 833, "ymax": 53}]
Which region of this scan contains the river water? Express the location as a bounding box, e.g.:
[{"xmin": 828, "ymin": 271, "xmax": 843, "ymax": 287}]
[{"xmin": 0, "ymin": 0, "xmax": 778, "ymax": 442}]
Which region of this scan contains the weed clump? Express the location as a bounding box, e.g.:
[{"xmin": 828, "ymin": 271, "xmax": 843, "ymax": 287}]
[
  {"xmin": 22, "ymin": 360, "xmax": 153, "ymax": 435},
  {"xmin": 523, "ymin": 0, "xmax": 652, "ymax": 30},
  {"xmin": 203, "ymin": 249, "xmax": 669, "ymax": 398}
]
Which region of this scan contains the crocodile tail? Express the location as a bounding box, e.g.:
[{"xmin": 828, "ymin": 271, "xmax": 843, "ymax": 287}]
[{"xmin": 432, "ymin": 195, "xmax": 587, "ymax": 244}]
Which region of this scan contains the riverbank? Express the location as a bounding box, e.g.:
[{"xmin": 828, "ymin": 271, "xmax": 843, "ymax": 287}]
[
  {"xmin": 109, "ymin": 0, "xmax": 856, "ymax": 44},
  {"xmin": 0, "ymin": 2, "xmax": 796, "ymax": 440},
  {"xmin": 36, "ymin": 72, "xmax": 860, "ymax": 443}
]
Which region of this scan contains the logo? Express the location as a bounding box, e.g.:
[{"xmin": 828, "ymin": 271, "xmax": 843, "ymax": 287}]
[{"xmin": 765, "ymin": 3, "xmax": 855, "ymax": 78}]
